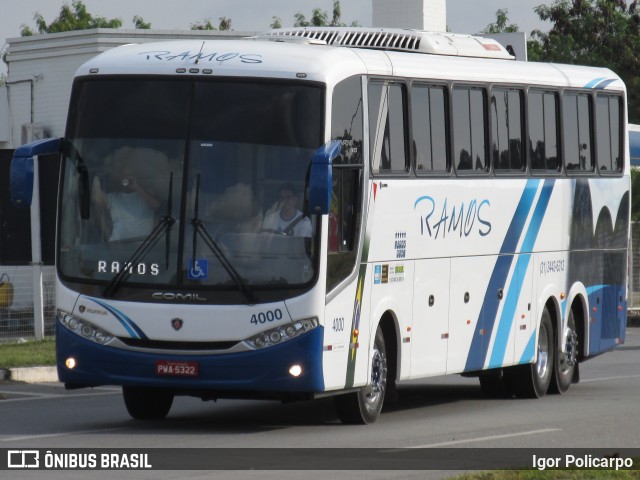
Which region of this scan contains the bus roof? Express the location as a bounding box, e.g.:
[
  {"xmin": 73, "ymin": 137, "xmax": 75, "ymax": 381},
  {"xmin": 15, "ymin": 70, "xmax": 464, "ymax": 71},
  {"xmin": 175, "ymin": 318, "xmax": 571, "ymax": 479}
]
[{"xmin": 75, "ymin": 30, "xmax": 624, "ymax": 94}]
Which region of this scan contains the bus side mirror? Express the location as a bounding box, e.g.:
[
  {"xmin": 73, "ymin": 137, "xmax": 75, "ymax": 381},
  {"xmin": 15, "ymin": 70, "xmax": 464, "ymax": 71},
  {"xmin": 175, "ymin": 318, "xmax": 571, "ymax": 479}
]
[
  {"xmin": 10, "ymin": 138, "xmax": 62, "ymax": 208},
  {"xmin": 308, "ymin": 140, "xmax": 341, "ymax": 215}
]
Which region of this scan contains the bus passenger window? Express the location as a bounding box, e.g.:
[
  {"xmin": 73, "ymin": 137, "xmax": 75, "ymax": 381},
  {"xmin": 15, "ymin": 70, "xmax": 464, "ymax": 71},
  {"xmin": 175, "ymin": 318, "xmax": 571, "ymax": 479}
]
[
  {"xmin": 491, "ymin": 88, "xmax": 524, "ymax": 172},
  {"xmin": 452, "ymin": 87, "xmax": 488, "ymax": 172},
  {"xmin": 528, "ymin": 90, "xmax": 560, "ymax": 172},
  {"xmin": 368, "ymin": 82, "xmax": 408, "ymax": 174},
  {"xmin": 411, "ymin": 84, "xmax": 449, "ymax": 173},
  {"xmin": 563, "ymin": 93, "xmax": 593, "ymax": 172},
  {"xmin": 596, "ymin": 95, "xmax": 622, "ymax": 173}
]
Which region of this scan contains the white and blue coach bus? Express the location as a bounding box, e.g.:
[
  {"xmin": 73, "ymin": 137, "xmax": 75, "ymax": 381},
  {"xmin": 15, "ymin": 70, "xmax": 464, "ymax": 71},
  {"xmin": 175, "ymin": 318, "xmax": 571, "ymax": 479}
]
[{"xmin": 11, "ymin": 28, "xmax": 630, "ymax": 424}]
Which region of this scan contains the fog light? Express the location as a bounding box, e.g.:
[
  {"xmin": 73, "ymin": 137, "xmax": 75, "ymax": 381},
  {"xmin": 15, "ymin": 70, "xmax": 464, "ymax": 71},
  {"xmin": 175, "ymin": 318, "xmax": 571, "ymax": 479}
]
[
  {"xmin": 269, "ymin": 331, "xmax": 282, "ymax": 343},
  {"xmin": 65, "ymin": 357, "xmax": 77, "ymax": 369},
  {"xmin": 289, "ymin": 364, "xmax": 302, "ymax": 377}
]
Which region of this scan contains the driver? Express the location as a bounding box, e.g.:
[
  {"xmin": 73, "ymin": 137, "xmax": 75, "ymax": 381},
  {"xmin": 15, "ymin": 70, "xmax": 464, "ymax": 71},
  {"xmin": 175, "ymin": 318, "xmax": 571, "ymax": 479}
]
[
  {"xmin": 92, "ymin": 149, "xmax": 161, "ymax": 241},
  {"xmin": 262, "ymin": 183, "xmax": 312, "ymax": 237}
]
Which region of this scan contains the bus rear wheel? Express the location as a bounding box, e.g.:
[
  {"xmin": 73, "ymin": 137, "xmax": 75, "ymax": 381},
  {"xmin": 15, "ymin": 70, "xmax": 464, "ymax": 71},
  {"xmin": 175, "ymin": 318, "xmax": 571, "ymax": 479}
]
[
  {"xmin": 122, "ymin": 386, "xmax": 174, "ymax": 420},
  {"xmin": 335, "ymin": 326, "xmax": 387, "ymax": 424},
  {"xmin": 549, "ymin": 309, "xmax": 578, "ymax": 394},
  {"xmin": 509, "ymin": 307, "xmax": 554, "ymax": 399}
]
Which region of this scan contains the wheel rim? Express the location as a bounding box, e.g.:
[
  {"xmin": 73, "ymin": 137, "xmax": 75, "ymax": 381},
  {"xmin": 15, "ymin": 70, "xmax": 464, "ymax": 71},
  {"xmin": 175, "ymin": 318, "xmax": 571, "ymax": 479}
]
[
  {"xmin": 364, "ymin": 343, "xmax": 387, "ymax": 414},
  {"xmin": 536, "ymin": 323, "xmax": 550, "ymax": 379},
  {"xmin": 562, "ymin": 329, "xmax": 579, "ymax": 371}
]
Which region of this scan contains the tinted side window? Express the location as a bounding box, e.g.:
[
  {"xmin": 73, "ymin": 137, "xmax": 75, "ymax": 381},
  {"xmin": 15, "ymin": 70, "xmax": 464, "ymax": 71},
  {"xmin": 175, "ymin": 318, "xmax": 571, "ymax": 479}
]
[
  {"xmin": 328, "ymin": 76, "xmax": 364, "ymax": 292},
  {"xmin": 331, "ymin": 76, "xmax": 364, "ymax": 165},
  {"xmin": 491, "ymin": 88, "xmax": 524, "ymax": 172},
  {"xmin": 369, "ymin": 82, "xmax": 408, "ymax": 174},
  {"xmin": 563, "ymin": 93, "xmax": 593, "ymax": 172},
  {"xmin": 596, "ymin": 95, "xmax": 623, "ymax": 173},
  {"xmin": 452, "ymin": 87, "xmax": 487, "ymax": 172},
  {"xmin": 529, "ymin": 90, "xmax": 560, "ymax": 171},
  {"xmin": 411, "ymin": 84, "xmax": 449, "ymax": 173}
]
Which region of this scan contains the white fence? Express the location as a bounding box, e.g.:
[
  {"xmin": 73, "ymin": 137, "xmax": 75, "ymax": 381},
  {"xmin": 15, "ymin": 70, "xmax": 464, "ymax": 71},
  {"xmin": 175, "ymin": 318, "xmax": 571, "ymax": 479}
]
[{"xmin": 0, "ymin": 265, "xmax": 55, "ymax": 341}]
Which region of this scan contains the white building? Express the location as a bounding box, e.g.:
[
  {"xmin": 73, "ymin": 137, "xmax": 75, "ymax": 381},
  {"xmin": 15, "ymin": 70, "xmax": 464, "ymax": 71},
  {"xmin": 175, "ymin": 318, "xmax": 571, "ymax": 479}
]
[{"xmin": 372, "ymin": 0, "xmax": 446, "ymax": 31}]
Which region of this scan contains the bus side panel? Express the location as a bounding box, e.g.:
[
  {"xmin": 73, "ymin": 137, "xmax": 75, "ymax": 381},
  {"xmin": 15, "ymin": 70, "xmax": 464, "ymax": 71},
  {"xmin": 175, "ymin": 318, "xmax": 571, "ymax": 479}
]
[
  {"xmin": 322, "ymin": 276, "xmax": 360, "ymax": 391},
  {"xmin": 568, "ymin": 178, "xmax": 629, "ymax": 356},
  {"xmin": 447, "ymin": 255, "xmax": 499, "ymax": 374},
  {"xmin": 410, "ymin": 258, "xmax": 450, "ymax": 378},
  {"xmin": 368, "ymin": 260, "xmax": 414, "ymax": 380},
  {"xmin": 486, "ymin": 253, "xmax": 535, "ymax": 369}
]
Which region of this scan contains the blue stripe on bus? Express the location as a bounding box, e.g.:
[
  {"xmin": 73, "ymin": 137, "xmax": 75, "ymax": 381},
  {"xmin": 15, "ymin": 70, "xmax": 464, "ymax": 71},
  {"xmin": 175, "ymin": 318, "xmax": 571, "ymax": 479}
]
[
  {"xmin": 594, "ymin": 79, "xmax": 617, "ymax": 90},
  {"xmin": 487, "ymin": 179, "xmax": 554, "ymax": 368},
  {"xmin": 584, "ymin": 78, "xmax": 616, "ymax": 90},
  {"xmin": 519, "ymin": 330, "xmax": 536, "ymax": 364},
  {"xmin": 89, "ymin": 298, "xmax": 147, "ymax": 340},
  {"xmin": 464, "ymin": 179, "xmax": 540, "ymax": 371},
  {"xmin": 584, "ymin": 77, "xmax": 605, "ymax": 89}
]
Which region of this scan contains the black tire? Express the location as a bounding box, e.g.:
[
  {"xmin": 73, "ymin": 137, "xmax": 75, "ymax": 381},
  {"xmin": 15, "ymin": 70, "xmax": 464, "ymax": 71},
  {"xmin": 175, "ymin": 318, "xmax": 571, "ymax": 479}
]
[
  {"xmin": 122, "ymin": 386, "xmax": 174, "ymax": 420},
  {"xmin": 549, "ymin": 309, "xmax": 578, "ymax": 394},
  {"xmin": 335, "ymin": 326, "xmax": 387, "ymax": 424},
  {"xmin": 509, "ymin": 307, "xmax": 554, "ymax": 399}
]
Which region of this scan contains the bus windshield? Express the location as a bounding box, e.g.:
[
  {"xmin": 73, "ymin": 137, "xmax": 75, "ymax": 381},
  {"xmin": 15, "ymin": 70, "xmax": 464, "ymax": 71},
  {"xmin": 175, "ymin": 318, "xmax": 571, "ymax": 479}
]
[{"xmin": 58, "ymin": 77, "xmax": 324, "ymax": 302}]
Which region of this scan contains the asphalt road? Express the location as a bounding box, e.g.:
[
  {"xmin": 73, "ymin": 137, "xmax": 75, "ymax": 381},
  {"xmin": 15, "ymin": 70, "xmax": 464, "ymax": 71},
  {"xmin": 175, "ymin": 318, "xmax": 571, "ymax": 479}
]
[{"xmin": 2, "ymin": 329, "xmax": 640, "ymax": 479}]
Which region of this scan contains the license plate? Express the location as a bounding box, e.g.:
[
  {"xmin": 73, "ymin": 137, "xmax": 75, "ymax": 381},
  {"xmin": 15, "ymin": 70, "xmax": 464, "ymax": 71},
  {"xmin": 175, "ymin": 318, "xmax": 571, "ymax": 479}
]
[{"xmin": 155, "ymin": 360, "xmax": 199, "ymax": 377}]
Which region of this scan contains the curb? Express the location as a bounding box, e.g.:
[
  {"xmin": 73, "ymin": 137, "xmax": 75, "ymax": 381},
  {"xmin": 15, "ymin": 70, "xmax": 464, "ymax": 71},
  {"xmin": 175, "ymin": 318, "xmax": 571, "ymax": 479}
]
[{"xmin": 3, "ymin": 366, "xmax": 58, "ymax": 383}]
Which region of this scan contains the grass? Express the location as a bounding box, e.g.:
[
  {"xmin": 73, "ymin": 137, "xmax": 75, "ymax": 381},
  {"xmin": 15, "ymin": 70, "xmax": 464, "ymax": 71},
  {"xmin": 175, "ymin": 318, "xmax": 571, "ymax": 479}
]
[
  {"xmin": 0, "ymin": 338, "xmax": 56, "ymax": 369},
  {"xmin": 450, "ymin": 470, "xmax": 640, "ymax": 479}
]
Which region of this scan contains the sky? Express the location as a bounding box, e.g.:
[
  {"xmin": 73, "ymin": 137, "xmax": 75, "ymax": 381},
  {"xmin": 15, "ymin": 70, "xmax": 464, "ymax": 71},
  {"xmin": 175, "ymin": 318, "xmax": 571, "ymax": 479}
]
[{"xmin": 0, "ymin": 0, "xmax": 549, "ymax": 75}]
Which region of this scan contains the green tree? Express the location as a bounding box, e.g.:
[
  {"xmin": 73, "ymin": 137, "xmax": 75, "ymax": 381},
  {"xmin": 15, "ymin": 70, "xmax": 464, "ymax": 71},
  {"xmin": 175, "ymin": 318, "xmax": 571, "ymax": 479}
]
[
  {"xmin": 270, "ymin": 16, "xmax": 283, "ymax": 29},
  {"xmin": 20, "ymin": 0, "xmax": 123, "ymax": 36},
  {"xmin": 292, "ymin": 0, "xmax": 358, "ymax": 28},
  {"xmin": 190, "ymin": 17, "xmax": 232, "ymax": 31},
  {"xmin": 483, "ymin": 9, "xmax": 519, "ymax": 34},
  {"xmin": 133, "ymin": 15, "xmax": 151, "ymax": 29},
  {"xmin": 527, "ymin": 0, "xmax": 640, "ymax": 123}
]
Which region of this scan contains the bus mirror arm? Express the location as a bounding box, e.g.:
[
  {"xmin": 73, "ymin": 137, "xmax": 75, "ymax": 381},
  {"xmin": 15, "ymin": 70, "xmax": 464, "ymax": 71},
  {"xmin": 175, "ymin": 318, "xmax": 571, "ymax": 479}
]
[
  {"xmin": 10, "ymin": 137, "xmax": 62, "ymax": 208},
  {"xmin": 308, "ymin": 140, "xmax": 341, "ymax": 215}
]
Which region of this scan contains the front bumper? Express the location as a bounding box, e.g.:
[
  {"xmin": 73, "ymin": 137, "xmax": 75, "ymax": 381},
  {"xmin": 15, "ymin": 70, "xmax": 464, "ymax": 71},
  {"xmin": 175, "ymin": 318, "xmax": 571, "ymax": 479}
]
[{"xmin": 56, "ymin": 321, "xmax": 325, "ymax": 394}]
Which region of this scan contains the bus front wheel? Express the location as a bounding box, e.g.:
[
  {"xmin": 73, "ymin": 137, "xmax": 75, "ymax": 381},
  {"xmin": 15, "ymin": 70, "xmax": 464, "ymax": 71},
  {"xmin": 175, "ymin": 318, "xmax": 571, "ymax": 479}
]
[
  {"xmin": 335, "ymin": 326, "xmax": 388, "ymax": 424},
  {"xmin": 122, "ymin": 386, "xmax": 174, "ymax": 420}
]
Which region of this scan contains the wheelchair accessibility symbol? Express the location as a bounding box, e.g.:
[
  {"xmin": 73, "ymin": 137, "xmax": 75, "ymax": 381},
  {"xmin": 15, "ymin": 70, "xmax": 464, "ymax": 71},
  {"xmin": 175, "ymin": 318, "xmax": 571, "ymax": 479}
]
[{"xmin": 188, "ymin": 259, "xmax": 209, "ymax": 280}]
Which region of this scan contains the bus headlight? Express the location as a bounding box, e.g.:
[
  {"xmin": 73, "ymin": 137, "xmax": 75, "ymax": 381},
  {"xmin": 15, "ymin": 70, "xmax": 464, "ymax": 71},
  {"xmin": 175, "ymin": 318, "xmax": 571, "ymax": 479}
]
[
  {"xmin": 58, "ymin": 310, "xmax": 114, "ymax": 345},
  {"xmin": 244, "ymin": 318, "xmax": 318, "ymax": 350}
]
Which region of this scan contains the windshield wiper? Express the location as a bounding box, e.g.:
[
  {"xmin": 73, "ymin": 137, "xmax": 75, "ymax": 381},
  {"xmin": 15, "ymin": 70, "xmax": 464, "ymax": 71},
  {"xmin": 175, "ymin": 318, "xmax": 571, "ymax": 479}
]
[
  {"xmin": 64, "ymin": 140, "xmax": 91, "ymax": 219},
  {"xmin": 103, "ymin": 173, "xmax": 175, "ymax": 299},
  {"xmin": 190, "ymin": 174, "xmax": 258, "ymax": 305}
]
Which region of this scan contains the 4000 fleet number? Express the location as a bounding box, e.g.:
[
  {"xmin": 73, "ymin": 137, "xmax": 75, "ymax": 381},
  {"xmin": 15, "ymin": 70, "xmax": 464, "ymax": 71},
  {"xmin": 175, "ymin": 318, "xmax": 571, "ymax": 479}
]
[{"xmin": 250, "ymin": 309, "xmax": 283, "ymax": 325}]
